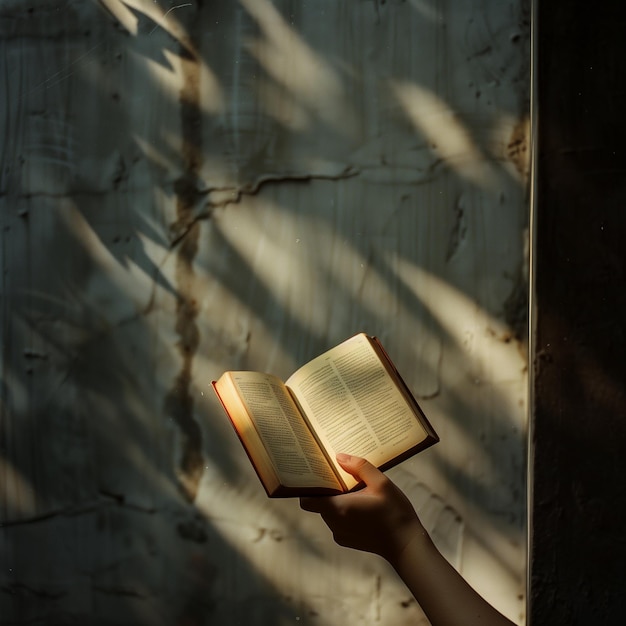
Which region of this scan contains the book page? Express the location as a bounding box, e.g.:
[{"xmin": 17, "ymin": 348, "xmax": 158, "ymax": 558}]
[
  {"xmin": 286, "ymin": 334, "xmax": 428, "ymax": 488},
  {"xmin": 228, "ymin": 372, "xmax": 342, "ymax": 490}
]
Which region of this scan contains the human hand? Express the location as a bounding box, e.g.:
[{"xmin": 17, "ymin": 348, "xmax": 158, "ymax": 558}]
[
  {"xmin": 300, "ymin": 453, "xmax": 426, "ymax": 563},
  {"xmin": 302, "ymin": 455, "xmax": 517, "ymax": 626}
]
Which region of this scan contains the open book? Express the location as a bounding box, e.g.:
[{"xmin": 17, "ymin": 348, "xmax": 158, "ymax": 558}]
[{"xmin": 212, "ymin": 333, "xmax": 439, "ymax": 497}]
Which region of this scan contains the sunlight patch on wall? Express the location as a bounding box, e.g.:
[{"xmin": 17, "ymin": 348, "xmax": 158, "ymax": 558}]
[
  {"xmin": 217, "ymin": 201, "xmax": 333, "ymax": 340},
  {"xmin": 241, "ymin": 0, "xmax": 357, "ymax": 137},
  {"xmin": 461, "ymin": 525, "xmax": 526, "ymax": 623},
  {"xmin": 256, "ymin": 76, "xmax": 312, "ymax": 132},
  {"xmin": 394, "ymin": 257, "xmax": 524, "ymax": 387},
  {"xmin": 0, "ymin": 454, "xmax": 37, "ymax": 519},
  {"xmin": 99, "ymin": 0, "xmax": 140, "ymax": 36},
  {"xmin": 59, "ymin": 204, "xmax": 158, "ymax": 311},
  {"xmin": 195, "ymin": 484, "xmax": 402, "ymax": 623},
  {"xmin": 101, "ymin": 0, "xmax": 193, "ymax": 42},
  {"xmin": 390, "ymin": 80, "xmax": 498, "ymax": 190},
  {"xmin": 407, "ymin": 0, "xmax": 441, "ymax": 22}
]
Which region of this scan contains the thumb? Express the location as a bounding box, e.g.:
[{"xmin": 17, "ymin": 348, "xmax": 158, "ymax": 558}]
[{"xmin": 336, "ymin": 453, "xmax": 385, "ymax": 487}]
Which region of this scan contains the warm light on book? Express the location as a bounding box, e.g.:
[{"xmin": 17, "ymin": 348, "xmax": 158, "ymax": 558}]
[{"xmin": 213, "ymin": 333, "xmax": 439, "ymax": 497}]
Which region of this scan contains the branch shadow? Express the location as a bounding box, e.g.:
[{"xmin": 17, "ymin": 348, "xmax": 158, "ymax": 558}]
[{"xmin": 1, "ymin": 0, "xmax": 530, "ymax": 622}]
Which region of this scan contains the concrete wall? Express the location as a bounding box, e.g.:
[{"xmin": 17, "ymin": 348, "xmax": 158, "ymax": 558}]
[{"xmin": 1, "ymin": 1, "xmax": 529, "ymax": 624}]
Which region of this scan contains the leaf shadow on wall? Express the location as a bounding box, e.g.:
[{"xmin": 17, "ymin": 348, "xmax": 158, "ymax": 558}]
[{"xmin": 1, "ymin": 0, "xmax": 531, "ymax": 623}]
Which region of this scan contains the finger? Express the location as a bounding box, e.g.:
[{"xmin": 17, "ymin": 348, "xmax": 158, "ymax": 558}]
[
  {"xmin": 300, "ymin": 497, "xmax": 318, "ymax": 512},
  {"xmin": 335, "ymin": 453, "xmax": 385, "ymax": 487},
  {"xmin": 300, "ymin": 496, "xmax": 334, "ymax": 513}
]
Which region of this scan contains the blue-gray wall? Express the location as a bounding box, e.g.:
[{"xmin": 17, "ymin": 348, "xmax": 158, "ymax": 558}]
[{"xmin": 1, "ymin": 1, "xmax": 529, "ymax": 623}]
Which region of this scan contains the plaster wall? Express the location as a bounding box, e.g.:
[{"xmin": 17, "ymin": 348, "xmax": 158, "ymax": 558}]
[{"xmin": 1, "ymin": 1, "xmax": 529, "ymax": 624}]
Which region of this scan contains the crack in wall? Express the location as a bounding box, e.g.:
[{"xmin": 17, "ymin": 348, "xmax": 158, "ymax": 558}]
[
  {"xmin": 446, "ymin": 195, "xmax": 468, "ymax": 262},
  {"xmin": 167, "ymin": 165, "xmax": 359, "ymax": 247},
  {"xmin": 507, "ymin": 116, "xmax": 530, "ymax": 186},
  {"xmin": 0, "ymin": 496, "xmax": 156, "ymax": 528},
  {"xmin": 92, "ymin": 586, "xmax": 146, "ymax": 598},
  {"xmin": 1, "ymin": 583, "xmax": 66, "ymax": 600},
  {"xmin": 163, "ymin": 19, "xmax": 204, "ymax": 504}
]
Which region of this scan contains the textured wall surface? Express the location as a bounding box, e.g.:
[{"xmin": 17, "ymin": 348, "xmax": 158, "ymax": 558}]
[{"xmin": 1, "ymin": 1, "xmax": 529, "ymax": 624}]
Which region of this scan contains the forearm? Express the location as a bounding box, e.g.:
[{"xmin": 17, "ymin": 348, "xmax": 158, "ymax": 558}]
[
  {"xmin": 389, "ymin": 531, "xmax": 517, "ymax": 626},
  {"xmin": 301, "ymin": 454, "xmax": 517, "ymax": 625}
]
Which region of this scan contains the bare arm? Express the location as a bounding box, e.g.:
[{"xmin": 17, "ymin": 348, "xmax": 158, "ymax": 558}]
[{"xmin": 300, "ymin": 453, "xmax": 516, "ymax": 626}]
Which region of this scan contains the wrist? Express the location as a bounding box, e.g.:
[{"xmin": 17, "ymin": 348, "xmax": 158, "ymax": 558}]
[{"xmin": 385, "ymin": 520, "xmax": 432, "ymax": 569}]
